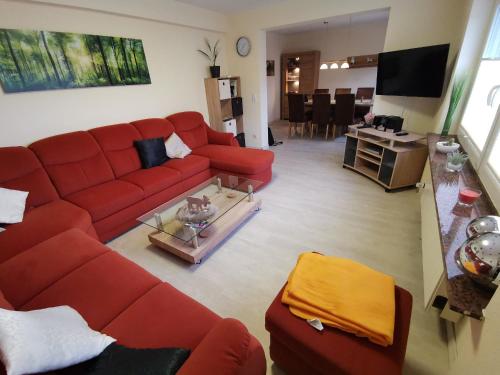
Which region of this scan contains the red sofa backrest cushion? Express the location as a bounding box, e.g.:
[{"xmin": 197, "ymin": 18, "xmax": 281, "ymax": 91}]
[
  {"xmin": 0, "ymin": 147, "xmax": 59, "ymax": 209},
  {"xmin": 30, "ymin": 132, "xmax": 114, "ymax": 197},
  {"xmin": 90, "ymin": 124, "xmax": 142, "ymax": 178},
  {"xmin": 131, "ymin": 118, "xmax": 175, "ymax": 141},
  {"xmin": 166, "ymin": 112, "xmax": 208, "ymax": 150}
]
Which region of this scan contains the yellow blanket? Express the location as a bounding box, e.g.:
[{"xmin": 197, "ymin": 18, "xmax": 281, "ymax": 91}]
[{"xmin": 282, "ymin": 252, "xmax": 395, "ymax": 346}]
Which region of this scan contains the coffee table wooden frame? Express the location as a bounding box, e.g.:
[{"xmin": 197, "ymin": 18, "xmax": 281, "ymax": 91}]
[{"xmin": 145, "ymin": 177, "xmax": 262, "ymax": 264}]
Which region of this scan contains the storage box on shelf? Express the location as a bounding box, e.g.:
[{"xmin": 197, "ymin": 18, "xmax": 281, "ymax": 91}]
[
  {"xmin": 204, "ymin": 77, "xmax": 243, "ymax": 136},
  {"xmin": 343, "ymin": 125, "xmax": 428, "ymax": 191}
]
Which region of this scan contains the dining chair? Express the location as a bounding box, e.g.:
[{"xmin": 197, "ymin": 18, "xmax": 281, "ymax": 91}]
[
  {"xmin": 288, "ymin": 93, "xmax": 312, "ymax": 137},
  {"xmin": 355, "ymin": 87, "xmax": 375, "ymax": 100},
  {"xmin": 314, "ymin": 88, "xmax": 329, "ymax": 94},
  {"xmin": 332, "ymin": 94, "xmax": 355, "ymax": 139},
  {"xmin": 311, "ymin": 94, "xmax": 333, "ymax": 140},
  {"xmin": 334, "ymin": 88, "xmax": 352, "ymax": 99}
]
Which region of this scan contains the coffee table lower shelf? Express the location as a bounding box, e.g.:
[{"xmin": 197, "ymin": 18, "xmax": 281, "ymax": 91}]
[{"xmin": 148, "ymin": 198, "xmax": 262, "ymax": 264}]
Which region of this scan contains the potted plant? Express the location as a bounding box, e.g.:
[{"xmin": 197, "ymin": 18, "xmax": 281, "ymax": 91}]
[
  {"xmin": 198, "ymin": 39, "xmax": 220, "ymax": 78},
  {"xmin": 441, "ymin": 76, "xmax": 468, "ymax": 136},
  {"xmin": 436, "ymin": 136, "xmax": 460, "ymax": 153},
  {"xmin": 446, "ymin": 151, "xmax": 468, "ymax": 172}
]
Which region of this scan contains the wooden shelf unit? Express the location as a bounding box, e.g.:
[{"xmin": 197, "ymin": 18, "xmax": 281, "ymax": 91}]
[
  {"xmin": 343, "ymin": 126, "xmax": 428, "ymax": 191},
  {"xmin": 346, "ymin": 54, "xmax": 378, "ymax": 69},
  {"xmin": 204, "ymin": 77, "xmax": 243, "ymax": 133},
  {"xmin": 280, "ymin": 51, "xmax": 320, "ymax": 120}
]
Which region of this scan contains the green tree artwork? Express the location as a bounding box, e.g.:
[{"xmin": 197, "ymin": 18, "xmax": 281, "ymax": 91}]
[{"xmin": 0, "ymin": 28, "xmax": 151, "ymax": 93}]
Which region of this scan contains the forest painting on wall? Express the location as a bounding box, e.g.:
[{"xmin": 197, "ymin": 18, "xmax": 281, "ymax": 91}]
[{"xmin": 0, "ymin": 28, "xmax": 151, "ymax": 93}]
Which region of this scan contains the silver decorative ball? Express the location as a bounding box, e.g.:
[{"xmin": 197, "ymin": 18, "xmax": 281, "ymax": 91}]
[
  {"xmin": 466, "ymin": 215, "xmax": 500, "ymax": 237},
  {"xmin": 456, "ymin": 231, "xmax": 500, "ymax": 289}
]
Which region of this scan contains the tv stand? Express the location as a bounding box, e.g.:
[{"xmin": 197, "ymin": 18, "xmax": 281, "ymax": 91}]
[{"xmin": 343, "ymin": 125, "xmax": 428, "ymax": 191}]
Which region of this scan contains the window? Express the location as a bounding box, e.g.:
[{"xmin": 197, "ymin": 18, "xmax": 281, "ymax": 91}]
[
  {"xmin": 459, "ymin": 3, "xmax": 500, "ymax": 208},
  {"xmin": 461, "ymin": 5, "xmax": 500, "ymax": 150},
  {"xmin": 488, "ymin": 131, "xmax": 500, "ymax": 177}
]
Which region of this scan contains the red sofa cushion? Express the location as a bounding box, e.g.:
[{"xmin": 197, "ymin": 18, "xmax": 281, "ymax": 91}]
[
  {"xmin": 89, "ymin": 124, "xmax": 142, "ymax": 178},
  {"xmin": 265, "ymin": 286, "xmax": 412, "ymax": 375},
  {"xmin": 206, "ymin": 126, "xmax": 239, "ymax": 147},
  {"xmin": 65, "ymin": 180, "xmax": 144, "ymax": 222},
  {"xmin": 166, "ymin": 112, "xmax": 209, "ymax": 150},
  {"xmin": 0, "ymin": 147, "xmax": 58, "ymax": 209},
  {"xmin": 177, "ymin": 318, "xmax": 253, "ymax": 375},
  {"xmin": 131, "ymin": 118, "xmax": 175, "ymax": 141},
  {"xmin": 193, "ymin": 145, "xmax": 274, "ymax": 175},
  {"xmin": 0, "ymin": 229, "xmax": 107, "ymax": 308},
  {"xmin": 0, "ymin": 289, "xmax": 13, "ymax": 310},
  {"xmin": 103, "ymin": 283, "xmax": 220, "ymax": 349},
  {"xmin": 0, "ymin": 199, "xmax": 96, "ymax": 264},
  {"xmin": 30, "ymin": 131, "xmax": 115, "ymax": 197},
  {"xmin": 120, "ymin": 167, "xmax": 182, "ymax": 197},
  {"xmin": 21, "ymin": 251, "xmax": 161, "ymax": 330},
  {"xmin": 164, "ymin": 155, "xmax": 210, "ymax": 179}
]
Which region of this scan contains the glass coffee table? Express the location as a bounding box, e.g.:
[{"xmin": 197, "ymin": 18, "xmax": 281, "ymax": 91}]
[{"xmin": 137, "ymin": 174, "xmax": 262, "ymax": 263}]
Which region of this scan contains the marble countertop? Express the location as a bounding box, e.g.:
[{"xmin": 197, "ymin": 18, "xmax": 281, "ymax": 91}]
[{"xmin": 427, "ymin": 134, "xmax": 498, "ymax": 319}]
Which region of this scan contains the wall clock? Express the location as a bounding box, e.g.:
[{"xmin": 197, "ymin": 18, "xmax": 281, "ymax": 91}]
[{"xmin": 236, "ymin": 37, "xmax": 251, "ymax": 57}]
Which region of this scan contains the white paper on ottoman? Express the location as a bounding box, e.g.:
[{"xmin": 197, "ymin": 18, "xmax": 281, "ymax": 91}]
[
  {"xmin": 0, "ymin": 306, "xmax": 115, "ymax": 375},
  {"xmin": 165, "ymin": 133, "xmax": 192, "ymax": 159}
]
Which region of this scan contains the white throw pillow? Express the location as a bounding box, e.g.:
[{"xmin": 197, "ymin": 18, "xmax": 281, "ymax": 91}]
[
  {"xmin": 165, "ymin": 133, "xmax": 192, "ymax": 159},
  {"xmin": 0, "ymin": 306, "xmax": 115, "ymax": 375},
  {"xmin": 0, "ymin": 188, "xmax": 28, "ymax": 224}
]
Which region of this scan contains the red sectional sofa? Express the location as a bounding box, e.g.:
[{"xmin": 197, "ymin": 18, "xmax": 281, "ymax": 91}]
[{"xmin": 0, "ymin": 111, "xmax": 273, "ymax": 374}]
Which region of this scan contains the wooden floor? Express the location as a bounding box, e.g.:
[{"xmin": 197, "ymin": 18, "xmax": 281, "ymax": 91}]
[{"xmin": 109, "ymin": 120, "xmax": 449, "ymax": 375}]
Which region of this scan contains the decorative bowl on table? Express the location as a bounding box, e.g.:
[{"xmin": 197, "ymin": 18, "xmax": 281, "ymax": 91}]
[
  {"xmin": 175, "ymin": 203, "xmax": 218, "ymax": 224},
  {"xmin": 436, "ymin": 141, "xmax": 460, "ymax": 153},
  {"xmin": 455, "ymin": 231, "xmax": 500, "ymax": 290},
  {"xmin": 466, "ymin": 216, "xmax": 500, "ymax": 237}
]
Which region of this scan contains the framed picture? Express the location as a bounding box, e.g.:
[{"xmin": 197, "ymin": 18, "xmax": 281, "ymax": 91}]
[
  {"xmin": 0, "ymin": 28, "xmax": 151, "ymax": 93},
  {"xmin": 266, "ymin": 60, "xmax": 275, "ymax": 76}
]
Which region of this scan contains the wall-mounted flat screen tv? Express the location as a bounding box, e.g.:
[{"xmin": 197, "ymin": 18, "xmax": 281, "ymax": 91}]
[{"xmin": 376, "ymin": 44, "xmax": 450, "ymax": 98}]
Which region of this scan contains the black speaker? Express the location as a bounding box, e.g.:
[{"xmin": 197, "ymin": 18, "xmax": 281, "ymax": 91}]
[
  {"xmin": 373, "ymin": 115, "xmax": 387, "ymax": 127},
  {"xmin": 385, "ymin": 116, "xmax": 404, "ymax": 132},
  {"xmin": 231, "ymin": 97, "xmax": 243, "ymax": 117}
]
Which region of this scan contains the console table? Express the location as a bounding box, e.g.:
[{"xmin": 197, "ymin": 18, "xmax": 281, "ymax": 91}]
[{"xmin": 343, "ymin": 125, "xmax": 428, "ymax": 191}]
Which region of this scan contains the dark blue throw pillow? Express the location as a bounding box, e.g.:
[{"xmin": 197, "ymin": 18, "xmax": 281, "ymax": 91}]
[
  {"xmin": 87, "ymin": 344, "xmax": 190, "ymax": 375},
  {"xmin": 57, "ymin": 343, "xmax": 190, "ymax": 375},
  {"xmin": 134, "ymin": 138, "xmax": 169, "ymax": 169}
]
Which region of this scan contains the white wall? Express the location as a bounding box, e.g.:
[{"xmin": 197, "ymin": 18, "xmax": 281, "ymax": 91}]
[
  {"xmin": 267, "ymin": 19, "xmax": 387, "ymax": 121},
  {"xmin": 266, "ymin": 32, "xmax": 285, "ymax": 123},
  {"xmin": 0, "ymin": 0, "xmax": 227, "ymax": 146},
  {"xmin": 226, "ymin": 0, "xmax": 470, "ymax": 148}
]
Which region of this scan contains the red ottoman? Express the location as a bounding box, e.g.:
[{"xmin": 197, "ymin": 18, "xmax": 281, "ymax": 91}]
[{"xmin": 265, "ymin": 285, "xmax": 412, "ymax": 375}]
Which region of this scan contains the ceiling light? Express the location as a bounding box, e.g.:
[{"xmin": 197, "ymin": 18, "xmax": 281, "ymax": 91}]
[
  {"xmin": 341, "ymin": 62, "xmax": 349, "ymax": 69},
  {"xmin": 330, "ymin": 62, "xmax": 339, "ymax": 69},
  {"xmin": 319, "ymin": 21, "xmax": 329, "ymax": 70}
]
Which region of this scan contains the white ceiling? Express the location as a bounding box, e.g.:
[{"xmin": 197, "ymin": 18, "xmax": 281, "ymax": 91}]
[
  {"xmin": 175, "ymin": 0, "xmax": 286, "ymax": 14},
  {"xmin": 269, "ymin": 8, "xmax": 390, "ymax": 34}
]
